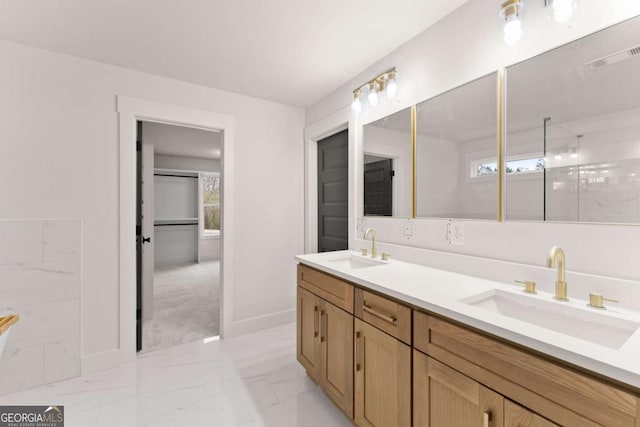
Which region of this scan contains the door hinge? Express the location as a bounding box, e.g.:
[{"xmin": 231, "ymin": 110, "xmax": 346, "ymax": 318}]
[
  {"xmin": 391, "ymin": 170, "xmax": 395, "ymax": 178},
  {"xmin": 136, "ymin": 225, "xmax": 142, "ymax": 236},
  {"xmin": 136, "ymin": 140, "xmax": 142, "ymax": 151}
]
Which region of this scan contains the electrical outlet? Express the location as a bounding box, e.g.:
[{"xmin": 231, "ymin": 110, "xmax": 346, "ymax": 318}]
[
  {"xmin": 356, "ymin": 218, "xmax": 363, "ymax": 232},
  {"xmin": 447, "ymin": 220, "xmax": 465, "ymax": 245},
  {"xmin": 404, "ymin": 221, "xmax": 412, "ymax": 237}
]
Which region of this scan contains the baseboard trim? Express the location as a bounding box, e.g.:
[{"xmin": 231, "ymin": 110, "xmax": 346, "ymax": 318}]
[{"xmin": 223, "ymin": 308, "xmax": 296, "ymax": 338}]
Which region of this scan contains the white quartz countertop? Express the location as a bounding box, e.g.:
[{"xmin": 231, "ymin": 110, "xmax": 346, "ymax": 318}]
[{"xmin": 295, "ymin": 250, "xmax": 640, "ymax": 390}]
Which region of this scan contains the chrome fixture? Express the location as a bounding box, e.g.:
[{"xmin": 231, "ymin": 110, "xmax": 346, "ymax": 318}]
[
  {"xmin": 514, "ymin": 280, "xmax": 537, "ymax": 294},
  {"xmin": 351, "ymin": 68, "xmax": 397, "ymax": 115},
  {"xmin": 500, "ymin": 0, "xmax": 524, "ymax": 46},
  {"xmin": 546, "ymin": 246, "xmax": 568, "ymax": 301},
  {"xmin": 588, "ymin": 293, "xmax": 618, "ymax": 310},
  {"xmin": 364, "ymin": 228, "xmax": 377, "ymax": 259}
]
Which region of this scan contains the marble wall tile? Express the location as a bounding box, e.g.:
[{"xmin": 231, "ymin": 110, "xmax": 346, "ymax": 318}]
[
  {"xmin": 44, "ymin": 220, "xmax": 81, "ymax": 261},
  {"xmin": 0, "ymin": 219, "xmax": 81, "ymax": 395},
  {"xmin": 0, "ymin": 221, "xmax": 43, "ymax": 265},
  {"xmin": 0, "ymin": 345, "xmax": 44, "ymax": 395}
]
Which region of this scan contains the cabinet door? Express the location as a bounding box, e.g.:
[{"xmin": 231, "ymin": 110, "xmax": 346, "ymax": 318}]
[
  {"xmin": 354, "ymin": 318, "xmax": 411, "ymax": 427},
  {"xmin": 320, "ymin": 300, "xmax": 354, "ymax": 418},
  {"xmin": 414, "ymin": 350, "xmax": 504, "ymax": 427},
  {"xmin": 297, "ymin": 286, "xmax": 321, "ymax": 382},
  {"xmin": 505, "ymin": 400, "xmax": 559, "ymax": 427}
]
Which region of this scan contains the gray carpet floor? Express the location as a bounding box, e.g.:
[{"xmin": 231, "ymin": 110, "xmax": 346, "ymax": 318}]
[{"xmin": 141, "ymin": 260, "xmax": 220, "ymax": 353}]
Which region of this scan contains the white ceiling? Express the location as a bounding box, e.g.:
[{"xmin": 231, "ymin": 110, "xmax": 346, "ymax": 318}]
[
  {"xmin": 0, "ymin": 0, "xmax": 467, "ymax": 107},
  {"xmin": 144, "ymin": 121, "xmax": 221, "ymax": 159}
]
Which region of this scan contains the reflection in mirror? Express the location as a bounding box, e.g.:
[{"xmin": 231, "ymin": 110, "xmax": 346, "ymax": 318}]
[
  {"xmin": 415, "ymin": 72, "xmax": 498, "ymax": 219},
  {"xmin": 506, "ymin": 16, "xmax": 640, "ymax": 223},
  {"xmin": 362, "ymin": 107, "xmax": 412, "ymax": 217}
]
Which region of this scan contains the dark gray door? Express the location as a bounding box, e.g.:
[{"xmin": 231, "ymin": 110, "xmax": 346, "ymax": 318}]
[
  {"xmin": 364, "ymin": 159, "xmax": 393, "ymax": 216},
  {"xmin": 317, "ymin": 130, "xmax": 348, "ymax": 252}
]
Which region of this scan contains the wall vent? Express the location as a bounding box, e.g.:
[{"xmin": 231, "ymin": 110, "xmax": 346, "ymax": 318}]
[{"xmin": 585, "ymin": 44, "xmax": 640, "ymax": 70}]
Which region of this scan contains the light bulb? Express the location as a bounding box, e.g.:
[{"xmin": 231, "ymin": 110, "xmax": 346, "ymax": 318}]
[
  {"xmin": 367, "ymin": 82, "xmax": 379, "ymax": 106},
  {"xmin": 385, "ymin": 72, "xmax": 397, "ymax": 98},
  {"xmin": 552, "ymin": 0, "xmax": 575, "ymax": 23},
  {"xmin": 352, "ymin": 91, "xmax": 362, "ymax": 114},
  {"xmin": 503, "ymin": 14, "xmax": 522, "ymax": 45}
]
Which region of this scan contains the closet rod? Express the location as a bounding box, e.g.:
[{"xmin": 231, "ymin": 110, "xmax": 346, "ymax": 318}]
[
  {"xmin": 154, "ymin": 223, "xmax": 198, "ymax": 226},
  {"xmin": 153, "ymin": 173, "xmax": 198, "ymax": 179}
]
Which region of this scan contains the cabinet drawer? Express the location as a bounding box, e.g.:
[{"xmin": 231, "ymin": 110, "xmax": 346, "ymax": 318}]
[
  {"xmin": 355, "ymin": 288, "xmax": 411, "ymax": 344},
  {"xmin": 297, "ymin": 264, "xmax": 354, "ymax": 314},
  {"xmin": 414, "ymin": 311, "xmax": 640, "ymax": 427}
]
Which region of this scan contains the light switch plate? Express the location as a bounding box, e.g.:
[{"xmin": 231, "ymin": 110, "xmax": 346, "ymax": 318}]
[{"xmin": 356, "ymin": 218, "xmax": 363, "ymax": 232}]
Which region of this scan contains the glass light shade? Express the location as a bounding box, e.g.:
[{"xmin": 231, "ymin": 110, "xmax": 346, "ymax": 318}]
[
  {"xmin": 386, "ymin": 74, "xmax": 397, "ymax": 98},
  {"xmin": 352, "ymin": 92, "xmax": 362, "ymax": 114},
  {"xmin": 551, "ymin": 0, "xmax": 575, "ymax": 23},
  {"xmin": 367, "ymin": 82, "xmax": 379, "ymax": 106},
  {"xmin": 504, "ymin": 14, "xmax": 523, "ymax": 45}
]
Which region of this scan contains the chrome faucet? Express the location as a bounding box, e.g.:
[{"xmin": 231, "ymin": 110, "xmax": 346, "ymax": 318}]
[
  {"xmin": 364, "ymin": 228, "xmax": 377, "ymax": 259},
  {"xmin": 547, "ymin": 246, "xmax": 568, "ymax": 301}
]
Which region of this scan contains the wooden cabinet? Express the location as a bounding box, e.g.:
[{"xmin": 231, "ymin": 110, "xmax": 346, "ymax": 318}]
[
  {"xmin": 296, "ymin": 265, "xmax": 354, "ymax": 419},
  {"xmin": 355, "ymin": 288, "xmax": 412, "ymax": 345},
  {"xmin": 414, "ymin": 350, "xmax": 504, "ymax": 427},
  {"xmin": 414, "ymin": 311, "xmax": 640, "ymax": 427},
  {"xmin": 354, "ymin": 318, "xmax": 411, "ymax": 427},
  {"xmin": 504, "ymin": 401, "xmax": 558, "ymax": 427}
]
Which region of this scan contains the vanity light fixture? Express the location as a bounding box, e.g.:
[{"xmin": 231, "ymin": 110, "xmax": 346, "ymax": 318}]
[
  {"xmin": 500, "ymin": 0, "xmax": 524, "ymax": 46},
  {"xmin": 545, "ymin": 0, "xmax": 576, "ymax": 23},
  {"xmin": 351, "ymin": 67, "xmax": 397, "ymax": 115}
]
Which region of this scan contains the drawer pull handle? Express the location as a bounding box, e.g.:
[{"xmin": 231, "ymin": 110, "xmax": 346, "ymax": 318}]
[
  {"xmin": 483, "ymin": 411, "xmax": 491, "ymax": 427},
  {"xmin": 363, "ymin": 304, "xmax": 397, "ymax": 324},
  {"xmin": 313, "ymin": 306, "xmax": 319, "ymax": 338},
  {"xmin": 320, "ymin": 310, "xmax": 326, "ymax": 342},
  {"xmin": 355, "ymin": 331, "xmax": 362, "ymax": 371}
]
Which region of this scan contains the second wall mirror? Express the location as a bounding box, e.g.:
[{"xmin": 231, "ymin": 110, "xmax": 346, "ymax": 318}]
[
  {"xmin": 415, "ymin": 72, "xmax": 499, "ymax": 220},
  {"xmin": 363, "ymin": 106, "xmax": 413, "ymax": 217},
  {"xmin": 506, "ymin": 15, "xmax": 640, "ymax": 224}
]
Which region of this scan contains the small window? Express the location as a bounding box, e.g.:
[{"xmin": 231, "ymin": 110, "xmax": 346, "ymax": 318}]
[
  {"xmin": 471, "ymin": 155, "xmax": 544, "ymax": 178},
  {"xmin": 201, "ymin": 174, "xmax": 220, "ymax": 236}
]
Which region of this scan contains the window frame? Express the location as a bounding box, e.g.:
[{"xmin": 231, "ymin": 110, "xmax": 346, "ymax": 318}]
[{"xmin": 199, "ymin": 172, "xmax": 221, "ymax": 239}]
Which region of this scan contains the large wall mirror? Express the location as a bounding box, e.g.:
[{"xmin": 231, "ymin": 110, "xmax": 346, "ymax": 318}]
[
  {"xmin": 506, "ymin": 15, "xmax": 640, "ymax": 224},
  {"xmin": 362, "ymin": 106, "xmax": 413, "ymax": 217},
  {"xmin": 415, "ymin": 72, "xmax": 498, "ymax": 219}
]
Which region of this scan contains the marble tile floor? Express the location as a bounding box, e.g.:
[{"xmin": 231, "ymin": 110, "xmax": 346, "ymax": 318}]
[{"xmin": 0, "ymin": 323, "xmax": 352, "ymax": 427}]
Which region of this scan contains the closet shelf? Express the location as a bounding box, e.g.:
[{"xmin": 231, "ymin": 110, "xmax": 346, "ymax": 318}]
[{"xmin": 154, "ymin": 218, "xmax": 199, "ymax": 226}]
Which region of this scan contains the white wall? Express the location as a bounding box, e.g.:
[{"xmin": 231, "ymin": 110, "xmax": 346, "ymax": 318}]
[
  {"xmin": 305, "ymin": 0, "xmax": 640, "ymax": 282},
  {"xmin": 0, "ymin": 40, "xmax": 305, "ymax": 366}
]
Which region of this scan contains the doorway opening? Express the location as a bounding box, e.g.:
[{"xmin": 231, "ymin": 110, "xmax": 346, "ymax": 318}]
[{"xmin": 136, "ymin": 121, "xmax": 222, "ymax": 353}]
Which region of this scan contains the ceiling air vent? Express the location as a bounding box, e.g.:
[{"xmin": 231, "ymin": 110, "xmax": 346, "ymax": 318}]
[{"xmin": 585, "ymin": 44, "xmax": 640, "ymax": 70}]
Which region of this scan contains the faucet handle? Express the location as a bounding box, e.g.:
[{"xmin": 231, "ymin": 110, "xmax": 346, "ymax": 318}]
[
  {"xmin": 514, "ymin": 280, "xmax": 537, "ymax": 294},
  {"xmin": 588, "ymin": 293, "xmax": 619, "ymax": 309},
  {"xmin": 360, "ymin": 248, "xmax": 368, "ymax": 256},
  {"xmin": 381, "ymin": 252, "xmax": 390, "ymax": 261}
]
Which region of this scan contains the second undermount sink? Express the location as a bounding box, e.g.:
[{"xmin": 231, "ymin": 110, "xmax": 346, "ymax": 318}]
[
  {"xmin": 327, "ymin": 254, "xmax": 386, "ymax": 270},
  {"xmin": 461, "ymin": 289, "xmax": 640, "ymax": 349}
]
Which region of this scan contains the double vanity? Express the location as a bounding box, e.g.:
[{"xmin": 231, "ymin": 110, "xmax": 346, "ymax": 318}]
[{"xmin": 295, "ymin": 249, "xmax": 640, "ymax": 426}]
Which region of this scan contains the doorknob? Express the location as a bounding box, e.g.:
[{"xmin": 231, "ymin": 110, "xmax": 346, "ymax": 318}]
[{"xmin": 142, "ymin": 237, "xmax": 151, "ymax": 243}]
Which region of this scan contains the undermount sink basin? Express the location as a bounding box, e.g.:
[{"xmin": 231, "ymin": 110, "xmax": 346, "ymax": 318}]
[
  {"xmin": 461, "ymin": 290, "xmax": 640, "ymax": 349},
  {"xmin": 327, "ymin": 254, "xmax": 386, "ymax": 270}
]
